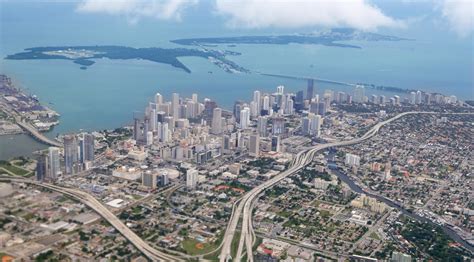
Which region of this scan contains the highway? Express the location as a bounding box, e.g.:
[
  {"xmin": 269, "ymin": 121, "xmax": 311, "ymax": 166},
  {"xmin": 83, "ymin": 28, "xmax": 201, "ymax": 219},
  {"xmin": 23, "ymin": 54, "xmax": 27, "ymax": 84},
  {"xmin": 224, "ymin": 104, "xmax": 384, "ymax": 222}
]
[
  {"xmin": 220, "ymin": 111, "xmax": 456, "ymax": 262},
  {"xmin": 0, "ymin": 177, "xmax": 184, "ymax": 261},
  {"xmin": 15, "ymin": 118, "xmax": 62, "ymax": 147}
]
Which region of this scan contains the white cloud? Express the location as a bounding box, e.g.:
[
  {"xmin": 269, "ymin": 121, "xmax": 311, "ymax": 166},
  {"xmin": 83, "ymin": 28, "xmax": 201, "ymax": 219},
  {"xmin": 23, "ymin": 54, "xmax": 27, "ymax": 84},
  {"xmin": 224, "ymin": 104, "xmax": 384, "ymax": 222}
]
[
  {"xmin": 214, "ymin": 0, "xmax": 403, "ymax": 31},
  {"xmin": 439, "ymin": 0, "xmax": 473, "ymax": 37},
  {"xmin": 76, "ymin": 0, "xmax": 197, "ymax": 23}
]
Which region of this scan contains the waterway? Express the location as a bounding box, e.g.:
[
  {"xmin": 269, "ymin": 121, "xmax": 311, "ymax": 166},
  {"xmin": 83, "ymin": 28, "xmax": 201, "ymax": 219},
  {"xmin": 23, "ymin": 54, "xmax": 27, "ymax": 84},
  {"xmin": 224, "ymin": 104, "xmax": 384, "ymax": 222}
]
[{"xmin": 327, "ymin": 159, "xmax": 474, "ymax": 253}]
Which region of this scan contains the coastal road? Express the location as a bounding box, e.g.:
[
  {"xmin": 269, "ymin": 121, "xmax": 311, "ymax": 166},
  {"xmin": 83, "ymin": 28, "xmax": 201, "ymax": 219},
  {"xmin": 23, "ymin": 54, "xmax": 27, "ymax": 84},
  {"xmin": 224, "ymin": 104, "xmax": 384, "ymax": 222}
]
[
  {"xmin": 1, "ymin": 176, "xmax": 184, "ymax": 261},
  {"xmin": 221, "ymin": 111, "xmax": 472, "ymax": 262}
]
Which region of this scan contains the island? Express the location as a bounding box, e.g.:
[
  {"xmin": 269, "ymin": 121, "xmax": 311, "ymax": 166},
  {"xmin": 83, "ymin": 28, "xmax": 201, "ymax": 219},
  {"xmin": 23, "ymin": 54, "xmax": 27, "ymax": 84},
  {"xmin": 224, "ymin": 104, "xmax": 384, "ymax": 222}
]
[
  {"xmin": 171, "ymin": 28, "xmax": 410, "ymax": 48},
  {"xmin": 5, "ymin": 45, "xmax": 249, "ymax": 74}
]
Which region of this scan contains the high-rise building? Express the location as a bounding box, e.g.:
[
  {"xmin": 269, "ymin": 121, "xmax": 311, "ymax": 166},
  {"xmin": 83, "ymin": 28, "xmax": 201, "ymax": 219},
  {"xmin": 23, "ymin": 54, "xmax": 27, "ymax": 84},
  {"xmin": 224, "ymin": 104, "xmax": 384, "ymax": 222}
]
[
  {"xmin": 249, "ymin": 134, "xmax": 260, "ymax": 157},
  {"xmin": 310, "ymin": 114, "xmax": 322, "ymax": 137},
  {"xmin": 157, "ymin": 122, "xmax": 169, "ymax": 142},
  {"xmin": 271, "ymin": 117, "xmax": 285, "ymax": 135},
  {"xmin": 409, "ymin": 92, "xmax": 416, "ymax": 104},
  {"xmin": 345, "ymin": 153, "xmax": 360, "ymax": 166},
  {"xmin": 257, "ymin": 116, "xmax": 268, "ymax": 137},
  {"xmin": 307, "ymin": 79, "xmax": 314, "ymax": 100},
  {"xmin": 171, "ymin": 93, "xmax": 180, "ymax": 120},
  {"xmin": 240, "ymin": 107, "xmax": 250, "ymax": 129},
  {"xmin": 48, "ymin": 147, "xmax": 60, "ymax": 180},
  {"xmin": 80, "ymin": 133, "xmax": 95, "ymax": 163},
  {"xmin": 36, "ymin": 152, "xmax": 48, "ymax": 181},
  {"xmin": 63, "ymin": 135, "xmax": 79, "ymax": 175},
  {"xmin": 155, "ymin": 92, "xmax": 163, "ymax": 105},
  {"xmin": 294, "ymin": 90, "xmax": 304, "ymax": 111},
  {"xmin": 191, "ymin": 93, "xmax": 198, "ymax": 103},
  {"xmin": 317, "ymin": 102, "xmax": 326, "ymax": 115},
  {"xmin": 271, "ymin": 136, "xmax": 280, "ymax": 152},
  {"xmin": 262, "ymin": 95, "xmax": 270, "ymax": 112},
  {"xmin": 276, "ymin": 85, "xmax": 284, "ymax": 94},
  {"xmin": 415, "ymin": 90, "xmax": 422, "ymax": 104},
  {"xmin": 233, "ymin": 101, "xmax": 244, "ymax": 122},
  {"xmin": 354, "ymin": 85, "xmax": 365, "ymax": 103},
  {"xmin": 142, "ymin": 172, "xmax": 158, "ymax": 189},
  {"xmin": 253, "ymin": 90, "xmax": 261, "ymax": 116},
  {"xmin": 158, "ymin": 173, "xmax": 169, "ymax": 186},
  {"xmin": 211, "ymin": 107, "xmax": 223, "ymax": 134},
  {"xmin": 186, "ymin": 169, "xmax": 198, "ymax": 189}
]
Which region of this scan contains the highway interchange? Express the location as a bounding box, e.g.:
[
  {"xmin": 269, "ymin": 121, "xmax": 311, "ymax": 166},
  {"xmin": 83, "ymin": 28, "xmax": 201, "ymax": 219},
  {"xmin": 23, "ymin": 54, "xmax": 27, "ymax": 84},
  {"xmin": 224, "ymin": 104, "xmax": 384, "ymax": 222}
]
[
  {"xmin": 219, "ymin": 111, "xmax": 442, "ymax": 262},
  {"xmin": 2, "ymin": 111, "xmax": 473, "ymax": 261}
]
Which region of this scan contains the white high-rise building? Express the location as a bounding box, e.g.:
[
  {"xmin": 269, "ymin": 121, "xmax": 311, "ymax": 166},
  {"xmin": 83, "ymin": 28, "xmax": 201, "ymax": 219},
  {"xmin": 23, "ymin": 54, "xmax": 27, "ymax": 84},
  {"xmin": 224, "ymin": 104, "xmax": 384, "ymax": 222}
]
[
  {"xmin": 253, "ymin": 90, "xmax": 261, "ymax": 116},
  {"xmin": 249, "ymin": 134, "xmax": 260, "ymax": 157},
  {"xmin": 155, "ymin": 93, "xmax": 163, "ymax": 105},
  {"xmin": 409, "ymin": 92, "xmax": 416, "ymax": 104},
  {"xmin": 262, "ymin": 95, "xmax": 270, "ymax": 111},
  {"xmin": 310, "ymin": 114, "xmax": 322, "ymax": 137},
  {"xmin": 415, "ymin": 91, "xmax": 422, "ymax": 104},
  {"xmin": 276, "ymin": 85, "xmax": 284, "ymax": 94},
  {"xmin": 240, "ymin": 107, "xmax": 250, "ymax": 129},
  {"xmin": 257, "ymin": 116, "xmax": 268, "ymax": 137},
  {"xmin": 284, "ymin": 94, "xmax": 294, "ymax": 115},
  {"xmin": 186, "ymin": 169, "xmax": 198, "ymax": 189},
  {"xmin": 48, "ymin": 147, "xmax": 60, "ymax": 180},
  {"xmin": 171, "ymin": 93, "xmax": 180, "ymax": 120},
  {"xmin": 157, "ymin": 122, "xmax": 169, "ymax": 142},
  {"xmin": 345, "ymin": 153, "xmax": 360, "ymax": 166},
  {"xmin": 192, "ymin": 93, "xmax": 198, "ymax": 103},
  {"xmin": 211, "ymin": 107, "xmax": 222, "ymax": 134},
  {"xmin": 354, "ymin": 85, "xmax": 365, "ymax": 103},
  {"xmin": 250, "ymin": 101, "xmax": 258, "ymax": 118},
  {"xmin": 150, "ymin": 109, "xmax": 157, "ymax": 131}
]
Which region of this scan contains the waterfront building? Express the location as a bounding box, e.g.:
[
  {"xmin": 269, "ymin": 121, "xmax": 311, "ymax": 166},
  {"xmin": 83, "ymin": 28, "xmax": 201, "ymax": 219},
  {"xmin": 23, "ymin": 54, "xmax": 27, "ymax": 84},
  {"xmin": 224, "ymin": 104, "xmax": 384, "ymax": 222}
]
[
  {"xmin": 307, "ymin": 79, "xmax": 314, "ymax": 100},
  {"xmin": 253, "ymin": 90, "xmax": 261, "ymax": 116},
  {"xmin": 345, "ymin": 153, "xmax": 361, "ymax": 167},
  {"xmin": 63, "ymin": 135, "xmax": 79, "ymax": 175},
  {"xmin": 354, "ymin": 85, "xmax": 365, "ymax": 103},
  {"xmin": 48, "ymin": 147, "xmax": 60, "ymax": 180},
  {"xmin": 35, "ymin": 152, "xmax": 48, "ymax": 181}
]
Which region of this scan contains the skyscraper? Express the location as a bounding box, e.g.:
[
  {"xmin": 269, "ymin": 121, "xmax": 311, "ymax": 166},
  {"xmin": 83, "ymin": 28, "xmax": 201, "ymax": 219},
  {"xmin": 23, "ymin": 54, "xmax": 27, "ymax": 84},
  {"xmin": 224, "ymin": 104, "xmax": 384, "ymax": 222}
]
[
  {"xmin": 276, "ymin": 85, "xmax": 284, "ymax": 94},
  {"xmin": 171, "ymin": 93, "xmax": 180, "ymax": 120},
  {"xmin": 63, "ymin": 135, "xmax": 79, "ymax": 175},
  {"xmin": 36, "ymin": 152, "xmax": 48, "ymax": 181},
  {"xmin": 354, "ymin": 85, "xmax": 365, "ymax": 103},
  {"xmin": 240, "ymin": 107, "xmax": 250, "ymax": 129},
  {"xmin": 48, "ymin": 147, "xmax": 60, "ymax": 180},
  {"xmin": 155, "ymin": 92, "xmax": 163, "ymax": 105},
  {"xmin": 257, "ymin": 116, "xmax": 268, "ymax": 137},
  {"xmin": 186, "ymin": 169, "xmax": 198, "ymax": 189},
  {"xmin": 307, "ymin": 79, "xmax": 314, "ymax": 100},
  {"xmin": 253, "ymin": 90, "xmax": 261, "ymax": 116},
  {"xmin": 271, "ymin": 136, "xmax": 280, "ymax": 152},
  {"xmin": 211, "ymin": 107, "xmax": 222, "ymax": 134},
  {"xmin": 82, "ymin": 133, "xmax": 95, "ymax": 162},
  {"xmin": 249, "ymin": 134, "xmax": 260, "ymax": 157}
]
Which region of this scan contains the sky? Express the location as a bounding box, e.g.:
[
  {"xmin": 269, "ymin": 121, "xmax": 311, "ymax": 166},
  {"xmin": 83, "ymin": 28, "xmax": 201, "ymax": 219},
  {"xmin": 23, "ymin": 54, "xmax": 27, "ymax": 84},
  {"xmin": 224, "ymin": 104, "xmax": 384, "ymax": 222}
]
[{"xmin": 70, "ymin": 0, "xmax": 474, "ymax": 38}]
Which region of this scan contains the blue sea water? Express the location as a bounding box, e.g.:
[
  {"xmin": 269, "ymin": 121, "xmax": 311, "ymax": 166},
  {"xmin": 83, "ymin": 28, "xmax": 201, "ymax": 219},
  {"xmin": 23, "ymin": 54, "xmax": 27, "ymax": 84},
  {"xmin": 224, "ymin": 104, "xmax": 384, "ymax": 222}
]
[{"xmin": 0, "ymin": 1, "xmax": 472, "ymax": 159}]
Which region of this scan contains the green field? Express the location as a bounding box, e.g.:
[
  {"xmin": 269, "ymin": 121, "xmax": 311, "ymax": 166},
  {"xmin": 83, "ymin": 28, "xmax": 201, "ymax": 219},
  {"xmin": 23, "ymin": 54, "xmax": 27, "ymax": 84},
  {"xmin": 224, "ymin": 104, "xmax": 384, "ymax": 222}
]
[
  {"xmin": 0, "ymin": 161, "xmax": 31, "ymax": 176},
  {"xmin": 181, "ymin": 238, "xmax": 219, "ymax": 255}
]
